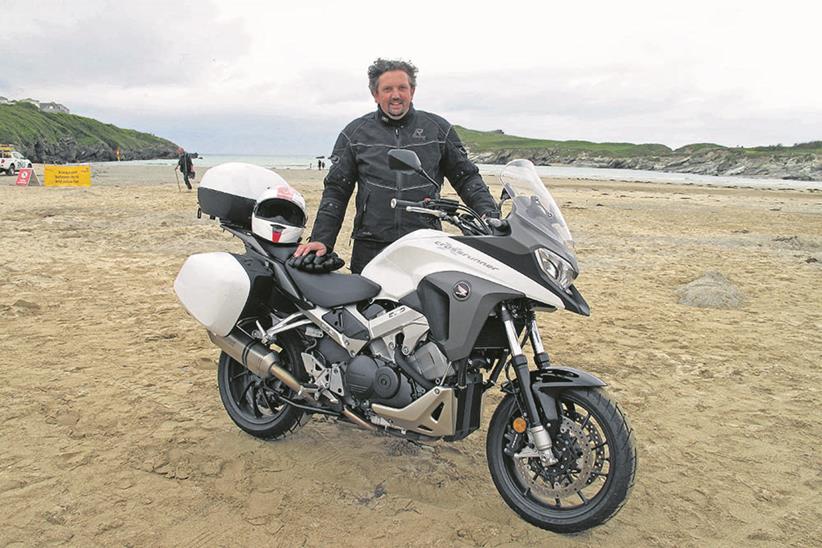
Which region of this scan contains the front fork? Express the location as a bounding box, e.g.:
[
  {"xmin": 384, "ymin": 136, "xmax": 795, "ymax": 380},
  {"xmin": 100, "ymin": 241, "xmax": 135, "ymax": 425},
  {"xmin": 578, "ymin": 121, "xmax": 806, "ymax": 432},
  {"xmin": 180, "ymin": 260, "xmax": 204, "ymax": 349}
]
[{"xmin": 499, "ymin": 303, "xmax": 559, "ymax": 466}]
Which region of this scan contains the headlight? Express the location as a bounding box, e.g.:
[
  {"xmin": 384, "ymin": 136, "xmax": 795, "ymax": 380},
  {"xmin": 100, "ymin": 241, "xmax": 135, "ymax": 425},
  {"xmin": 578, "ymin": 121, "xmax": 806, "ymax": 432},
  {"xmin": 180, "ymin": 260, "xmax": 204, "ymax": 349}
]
[{"xmin": 535, "ymin": 248, "xmax": 578, "ymax": 289}]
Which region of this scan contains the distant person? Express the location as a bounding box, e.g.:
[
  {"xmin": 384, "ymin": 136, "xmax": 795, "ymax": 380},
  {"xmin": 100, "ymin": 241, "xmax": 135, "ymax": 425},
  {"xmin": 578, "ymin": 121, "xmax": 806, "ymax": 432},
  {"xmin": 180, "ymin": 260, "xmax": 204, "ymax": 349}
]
[
  {"xmin": 175, "ymin": 147, "xmax": 196, "ymax": 190},
  {"xmin": 293, "ymin": 58, "xmax": 498, "ymax": 273}
]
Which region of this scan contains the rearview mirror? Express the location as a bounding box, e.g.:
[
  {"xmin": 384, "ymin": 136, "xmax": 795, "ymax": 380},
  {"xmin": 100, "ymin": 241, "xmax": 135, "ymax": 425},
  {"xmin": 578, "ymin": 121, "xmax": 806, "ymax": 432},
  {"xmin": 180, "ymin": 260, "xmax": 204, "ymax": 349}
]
[{"xmin": 388, "ymin": 149, "xmax": 422, "ymax": 174}]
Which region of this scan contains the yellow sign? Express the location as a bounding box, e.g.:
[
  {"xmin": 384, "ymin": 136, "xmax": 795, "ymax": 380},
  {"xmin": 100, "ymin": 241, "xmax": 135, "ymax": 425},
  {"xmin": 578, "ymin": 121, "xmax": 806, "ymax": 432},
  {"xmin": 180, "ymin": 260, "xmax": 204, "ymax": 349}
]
[{"xmin": 44, "ymin": 164, "xmax": 92, "ymax": 187}]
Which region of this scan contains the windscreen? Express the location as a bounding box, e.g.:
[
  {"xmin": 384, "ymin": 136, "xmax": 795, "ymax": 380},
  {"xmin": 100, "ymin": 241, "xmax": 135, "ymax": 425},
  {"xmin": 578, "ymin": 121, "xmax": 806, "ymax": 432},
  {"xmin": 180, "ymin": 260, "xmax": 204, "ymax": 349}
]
[{"xmin": 499, "ymin": 159, "xmax": 575, "ymax": 252}]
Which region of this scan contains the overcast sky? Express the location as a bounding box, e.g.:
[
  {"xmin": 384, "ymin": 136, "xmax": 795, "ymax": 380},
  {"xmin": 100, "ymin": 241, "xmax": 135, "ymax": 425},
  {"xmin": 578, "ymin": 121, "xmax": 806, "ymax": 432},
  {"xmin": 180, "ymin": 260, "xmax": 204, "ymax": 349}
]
[{"xmin": 2, "ymin": 0, "xmax": 820, "ymax": 153}]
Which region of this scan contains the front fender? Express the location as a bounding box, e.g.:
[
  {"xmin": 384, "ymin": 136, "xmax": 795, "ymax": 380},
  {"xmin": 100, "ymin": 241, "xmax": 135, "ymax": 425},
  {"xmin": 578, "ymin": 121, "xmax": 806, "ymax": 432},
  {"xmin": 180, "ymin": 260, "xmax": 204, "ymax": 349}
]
[
  {"xmin": 531, "ymin": 366, "xmax": 606, "ymax": 389},
  {"xmin": 503, "ymin": 366, "xmax": 606, "ymax": 433}
]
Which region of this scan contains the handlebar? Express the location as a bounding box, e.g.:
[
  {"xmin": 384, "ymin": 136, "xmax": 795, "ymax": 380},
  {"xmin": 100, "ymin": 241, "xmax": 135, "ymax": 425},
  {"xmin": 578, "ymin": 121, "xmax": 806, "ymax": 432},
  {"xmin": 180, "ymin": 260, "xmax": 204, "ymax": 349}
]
[
  {"xmin": 390, "ymin": 198, "xmax": 423, "ymax": 209},
  {"xmin": 389, "ymin": 197, "xmax": 497, "ymax": 236},
  {"xmin": 486, "ymin": 218, "xmax": 509, "ymax": 229}
]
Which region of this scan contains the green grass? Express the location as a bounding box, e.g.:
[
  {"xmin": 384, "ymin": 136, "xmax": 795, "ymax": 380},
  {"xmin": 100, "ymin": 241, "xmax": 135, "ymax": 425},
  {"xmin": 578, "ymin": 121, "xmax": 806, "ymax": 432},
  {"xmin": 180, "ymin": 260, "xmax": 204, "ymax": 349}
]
[
  {"xmin": 0, "ymin": 102, "xmax": 177, "ymax": 155},
  {"xmin": 456, "ymin": 126, "xmax": 822, "ymax": 158},
  {"xmin": 455, "ymin": 126, "xmax": 672, "ymax": 156},
  {"xmin": 746, "ymin": 141, "xmax": 822, "ymax": 156}
]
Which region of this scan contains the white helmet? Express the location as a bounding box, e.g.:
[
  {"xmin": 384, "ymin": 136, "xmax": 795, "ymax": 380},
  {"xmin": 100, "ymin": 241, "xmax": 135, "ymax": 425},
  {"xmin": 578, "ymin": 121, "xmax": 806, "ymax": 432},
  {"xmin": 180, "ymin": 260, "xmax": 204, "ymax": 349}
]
[{"xmin": 251, "ymin": 185, "xmax": 307, "ymax": 244}]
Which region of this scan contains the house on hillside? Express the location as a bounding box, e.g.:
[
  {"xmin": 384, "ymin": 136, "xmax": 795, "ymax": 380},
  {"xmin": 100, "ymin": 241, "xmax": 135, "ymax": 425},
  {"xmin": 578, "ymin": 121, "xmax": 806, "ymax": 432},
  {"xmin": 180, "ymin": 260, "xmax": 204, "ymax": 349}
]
[{"xmin": 40, "ymin": 102, "xmax": 70, "ymax": 114}]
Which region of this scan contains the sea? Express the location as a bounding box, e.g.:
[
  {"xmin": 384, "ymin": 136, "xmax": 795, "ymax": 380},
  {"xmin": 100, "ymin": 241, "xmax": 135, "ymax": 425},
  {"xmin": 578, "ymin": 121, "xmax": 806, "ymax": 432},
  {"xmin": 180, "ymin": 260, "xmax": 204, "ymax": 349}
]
[{"xmin": 107, "ymin": 154, "xmax": 821, "ymax": 191}]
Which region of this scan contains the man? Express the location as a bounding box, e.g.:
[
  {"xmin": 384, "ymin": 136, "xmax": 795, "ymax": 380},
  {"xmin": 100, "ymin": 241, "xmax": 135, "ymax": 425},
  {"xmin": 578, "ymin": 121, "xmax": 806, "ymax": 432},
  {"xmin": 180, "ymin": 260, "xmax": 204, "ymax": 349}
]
[
  {"xmin": 175, "ymin": 147, "xmax": 195, "ymax": 190},
  {"xmin": 294, "ymin": 58, "xmax": 498, "ymax": 274}
]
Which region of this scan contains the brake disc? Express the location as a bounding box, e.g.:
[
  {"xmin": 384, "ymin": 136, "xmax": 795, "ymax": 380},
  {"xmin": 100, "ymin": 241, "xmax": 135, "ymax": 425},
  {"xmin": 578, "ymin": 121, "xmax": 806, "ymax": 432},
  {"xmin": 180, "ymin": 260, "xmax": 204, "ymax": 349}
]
[{"xmin": 515, "ymin": 414, "xmax": 604, "ymax": 499}]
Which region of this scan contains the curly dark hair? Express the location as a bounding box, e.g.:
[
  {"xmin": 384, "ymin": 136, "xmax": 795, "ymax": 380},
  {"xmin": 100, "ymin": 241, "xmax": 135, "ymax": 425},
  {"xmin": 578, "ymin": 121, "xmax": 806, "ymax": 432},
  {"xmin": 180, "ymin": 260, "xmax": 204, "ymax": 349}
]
[{"xmin": 367, "ymin": 58, "xmax": 418, "ymax": 94}]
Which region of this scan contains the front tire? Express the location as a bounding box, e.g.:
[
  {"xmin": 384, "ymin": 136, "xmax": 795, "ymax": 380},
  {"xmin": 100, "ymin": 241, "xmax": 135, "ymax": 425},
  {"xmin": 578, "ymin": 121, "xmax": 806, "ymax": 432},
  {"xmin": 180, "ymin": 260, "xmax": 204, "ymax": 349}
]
[
  {"xmin": 487, "ymin": 388, "xmax": 636, "ymax": 533},
  {"xmin": 217, "ymin": 333, "xmax": 308, "ymax": 440}
]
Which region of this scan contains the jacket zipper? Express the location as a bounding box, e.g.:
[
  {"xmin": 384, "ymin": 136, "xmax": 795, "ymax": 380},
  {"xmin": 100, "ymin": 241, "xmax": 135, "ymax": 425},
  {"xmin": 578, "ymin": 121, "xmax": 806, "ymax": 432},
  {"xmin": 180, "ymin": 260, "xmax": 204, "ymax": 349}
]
[{"xmin": 394, "ymin": 127, "xmax": 401, "ymax": 237}]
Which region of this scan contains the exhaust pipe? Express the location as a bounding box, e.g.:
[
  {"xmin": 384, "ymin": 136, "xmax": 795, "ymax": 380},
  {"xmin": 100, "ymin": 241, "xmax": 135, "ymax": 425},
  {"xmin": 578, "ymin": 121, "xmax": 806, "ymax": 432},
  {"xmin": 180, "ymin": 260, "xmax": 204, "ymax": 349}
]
[
  {"xmin": 208, "ymin": 329, "xmax": 303, "ymax": 394},
  {"xmin": 208, "ymin": 329, "xmax": 377, "ymax": 432}
]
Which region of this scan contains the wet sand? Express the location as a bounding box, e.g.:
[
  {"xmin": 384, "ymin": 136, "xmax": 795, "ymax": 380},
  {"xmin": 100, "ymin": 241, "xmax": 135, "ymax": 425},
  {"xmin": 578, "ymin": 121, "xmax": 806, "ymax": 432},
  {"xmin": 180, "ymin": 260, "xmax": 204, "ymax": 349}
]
[{"xmin": 1, "ymin": 164, "xmax": 820, "ymax": 546}]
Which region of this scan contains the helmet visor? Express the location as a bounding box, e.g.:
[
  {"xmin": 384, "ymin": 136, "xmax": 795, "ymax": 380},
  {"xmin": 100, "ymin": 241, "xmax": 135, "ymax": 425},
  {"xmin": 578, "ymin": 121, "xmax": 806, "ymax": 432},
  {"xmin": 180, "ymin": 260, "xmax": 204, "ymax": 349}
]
[{"xmin": 255, "ymin": 198, "xmax": 305, "ymax": 227}]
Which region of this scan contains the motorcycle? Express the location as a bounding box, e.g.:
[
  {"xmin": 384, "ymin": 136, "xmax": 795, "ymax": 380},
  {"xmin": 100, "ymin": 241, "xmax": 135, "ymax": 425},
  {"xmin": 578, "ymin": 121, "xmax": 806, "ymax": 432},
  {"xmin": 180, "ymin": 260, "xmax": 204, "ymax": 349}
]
[{"xmin": 174, "ymin": 152, "xmax": 636, "ymax": 533}]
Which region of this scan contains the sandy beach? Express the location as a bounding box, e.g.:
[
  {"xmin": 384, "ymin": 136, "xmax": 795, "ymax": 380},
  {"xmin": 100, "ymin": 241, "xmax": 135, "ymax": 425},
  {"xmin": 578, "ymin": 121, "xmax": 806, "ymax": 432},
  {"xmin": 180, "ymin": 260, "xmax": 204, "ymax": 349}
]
[{"xmin": 1, "ymin": 164, "xmax": 820, "ymax": 546}]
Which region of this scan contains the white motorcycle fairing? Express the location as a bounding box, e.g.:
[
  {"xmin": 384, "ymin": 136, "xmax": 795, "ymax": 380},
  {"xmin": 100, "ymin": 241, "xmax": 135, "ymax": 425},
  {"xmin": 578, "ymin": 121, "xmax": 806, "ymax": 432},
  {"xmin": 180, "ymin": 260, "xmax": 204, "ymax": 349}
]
[{"xmin": 362, "ymin": 230, "xmax": 564, "ymax": 309}]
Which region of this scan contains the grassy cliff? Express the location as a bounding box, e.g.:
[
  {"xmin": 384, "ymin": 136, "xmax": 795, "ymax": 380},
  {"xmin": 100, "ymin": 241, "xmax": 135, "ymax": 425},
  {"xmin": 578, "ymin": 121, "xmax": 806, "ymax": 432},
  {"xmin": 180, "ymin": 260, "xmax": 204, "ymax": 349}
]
[
  {"xmin": 455, "ymin": 126, "xmax": 822, "ymax": 181},
  {"xmin": 0, "ymin": 102, "xmax": 179, "ymax": 162},
  {"xmin": 454, "ymin": 126, "xmax": 673, "ymax": 157}
]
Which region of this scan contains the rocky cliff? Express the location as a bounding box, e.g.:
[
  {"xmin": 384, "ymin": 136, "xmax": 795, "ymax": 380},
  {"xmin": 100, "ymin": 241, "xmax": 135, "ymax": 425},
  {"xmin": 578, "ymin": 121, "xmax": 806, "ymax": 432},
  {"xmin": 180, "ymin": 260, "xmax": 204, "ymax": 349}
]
[{"xmin": 0, "ymin": 102, "xmax": 179, "ymax": 163}]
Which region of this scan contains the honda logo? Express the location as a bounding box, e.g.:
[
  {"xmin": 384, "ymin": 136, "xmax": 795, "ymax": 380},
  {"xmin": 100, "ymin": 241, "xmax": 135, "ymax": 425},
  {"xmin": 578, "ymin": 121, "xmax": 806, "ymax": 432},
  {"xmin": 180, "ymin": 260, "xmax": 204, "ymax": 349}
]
[{"xmin": 453, "ymin": 281, "xmax": 471, "ymax": 301}]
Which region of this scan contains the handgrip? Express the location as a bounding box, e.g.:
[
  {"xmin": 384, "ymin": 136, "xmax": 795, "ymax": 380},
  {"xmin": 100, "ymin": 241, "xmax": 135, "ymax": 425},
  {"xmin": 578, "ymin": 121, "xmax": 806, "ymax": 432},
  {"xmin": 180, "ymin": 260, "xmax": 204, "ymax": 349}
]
[{"xmin": 390, "ymin": 198, "xmax": 423, "ymax": 209}]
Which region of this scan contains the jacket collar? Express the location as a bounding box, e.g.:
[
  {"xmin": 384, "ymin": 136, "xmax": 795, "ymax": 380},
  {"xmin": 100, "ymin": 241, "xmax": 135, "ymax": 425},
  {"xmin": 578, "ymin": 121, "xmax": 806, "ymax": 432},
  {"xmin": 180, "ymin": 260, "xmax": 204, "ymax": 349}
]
[{"xmin": 375, "ymin": 104, "xmax": 416, "ymax": 127}]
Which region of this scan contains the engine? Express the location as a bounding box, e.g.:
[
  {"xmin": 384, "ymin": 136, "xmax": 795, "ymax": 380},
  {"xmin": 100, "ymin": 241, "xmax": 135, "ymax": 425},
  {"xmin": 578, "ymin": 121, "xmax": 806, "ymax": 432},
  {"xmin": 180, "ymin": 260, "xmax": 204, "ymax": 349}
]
[
  {"xmin": 345, "ymin": 355, "xmax": 416, "ymax": 408},
  {"xmin": 307, "ymin": 316, "xmax": 454, "ymax": 410},
  {"xmin": 341, "ymin": 340, "xmax": 453, "ymax": 408}
]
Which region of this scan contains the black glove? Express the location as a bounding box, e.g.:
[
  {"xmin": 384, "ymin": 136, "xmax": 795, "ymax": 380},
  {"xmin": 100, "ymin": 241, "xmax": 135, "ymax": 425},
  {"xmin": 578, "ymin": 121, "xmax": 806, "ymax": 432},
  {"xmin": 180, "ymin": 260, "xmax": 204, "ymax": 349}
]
[{"xmin": 287, "ymin": 251, "xmax": 345, "ymax": 273}]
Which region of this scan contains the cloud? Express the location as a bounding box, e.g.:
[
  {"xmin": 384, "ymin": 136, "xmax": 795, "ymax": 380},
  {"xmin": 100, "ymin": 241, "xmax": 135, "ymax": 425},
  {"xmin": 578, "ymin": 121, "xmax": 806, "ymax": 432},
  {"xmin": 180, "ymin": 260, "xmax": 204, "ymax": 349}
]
[
  {"xmin": 418, "ymin": 65, "xmax": 819, "ymax": 148},
  {"xmin": 0, "ymin": 1, "xmax": 248, "ymax": 88},
  {"xmin": 1, "ymin": 1, "xmax": 819, "ymax": 151}
]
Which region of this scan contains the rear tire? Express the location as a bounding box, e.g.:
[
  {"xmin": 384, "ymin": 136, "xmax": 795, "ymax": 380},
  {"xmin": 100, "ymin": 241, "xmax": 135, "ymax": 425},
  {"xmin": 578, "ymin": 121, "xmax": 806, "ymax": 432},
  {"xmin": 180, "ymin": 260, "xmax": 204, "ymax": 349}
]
[
  {"xmin": 217, "ymin": 332, "xmax": 309, "ymax": 440},
  {"xmin": 487, "ymin": 388, "xmax": 636, "ymax": 533},
  {"xmin": 7, "ymin": 164, "xmax": 15, "ymax": 176}
]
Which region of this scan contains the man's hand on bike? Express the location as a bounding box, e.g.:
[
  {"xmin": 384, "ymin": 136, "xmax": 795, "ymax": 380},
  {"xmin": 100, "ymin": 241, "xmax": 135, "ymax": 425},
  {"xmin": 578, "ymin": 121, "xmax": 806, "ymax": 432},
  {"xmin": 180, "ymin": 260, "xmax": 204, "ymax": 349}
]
[{"xmin": 294, "ymin": 241, "xmax": 327, "ymax": 258}]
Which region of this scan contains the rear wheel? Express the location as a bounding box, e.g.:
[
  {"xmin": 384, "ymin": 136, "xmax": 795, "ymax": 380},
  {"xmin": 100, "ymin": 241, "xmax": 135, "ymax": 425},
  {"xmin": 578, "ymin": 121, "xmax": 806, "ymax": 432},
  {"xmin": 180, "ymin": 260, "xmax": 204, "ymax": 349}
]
[
  {"xmin": 217, "ymin": 333, "xmax": 309, "ymax": 440},
  {"xmin": 7, "ymin": 164, "xmax": 15, "ymax": 176},
  {"xmin": 487, "ymin": 388, "xmax": 636, "ymax": 533}
]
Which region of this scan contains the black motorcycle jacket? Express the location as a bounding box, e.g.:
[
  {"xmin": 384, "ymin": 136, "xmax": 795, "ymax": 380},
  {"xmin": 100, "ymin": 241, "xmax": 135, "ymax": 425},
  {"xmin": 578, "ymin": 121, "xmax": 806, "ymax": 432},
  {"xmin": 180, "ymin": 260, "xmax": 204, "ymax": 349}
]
[{"xmin": 309, "ymin": 106, "xmax": 499, "ymax": 251}]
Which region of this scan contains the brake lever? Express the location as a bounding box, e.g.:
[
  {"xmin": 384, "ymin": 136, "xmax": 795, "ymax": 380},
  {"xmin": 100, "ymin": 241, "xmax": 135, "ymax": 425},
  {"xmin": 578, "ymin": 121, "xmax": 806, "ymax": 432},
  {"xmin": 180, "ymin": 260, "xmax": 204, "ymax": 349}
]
[
  {"xmin": 406, "ymin": 206, "xmax": 446, "ymax": 217},
  {"xmin": 427, "ymin": 198, "xmax": 459, "ymax": 215}
]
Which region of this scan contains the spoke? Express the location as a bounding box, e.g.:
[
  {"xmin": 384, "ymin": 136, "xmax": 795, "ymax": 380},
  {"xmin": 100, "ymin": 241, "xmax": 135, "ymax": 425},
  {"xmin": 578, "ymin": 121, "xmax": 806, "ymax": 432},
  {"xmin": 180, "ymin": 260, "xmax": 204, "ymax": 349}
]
[
  {"xmin": 555, "ymin": 497, "xmax": 562, "ymax": 508},
  {"xmin": 249, "ymin": 385, "xmax": 262, "ymax": 418},
  {"xmin": 577, "ymin": 490, "xmax": 588, "ymax": 504},
  {"xmin": 592, "ymin": 441, "xmax": 608, "ymax": 451},
  {"xmin": 522, "ymin": 486, "xmax": 531, "ymax": 497},
  {"xmin": 579, "ymin": 412, "xmax": 592, "ymax": 430},
  {"xmin": 590, "ymin": 471, "xmax": 609, "ymax": 479},
  {"xmin": 236, "ymin": 381, "xmax": 255, "ymax": 408},
  {"xmin": 532, "ymin": 471, "xmax": 541, "ymax": 482},
  {"xmin": 230, "ymin": 371, "xmax": 247, "ymax": 382}
]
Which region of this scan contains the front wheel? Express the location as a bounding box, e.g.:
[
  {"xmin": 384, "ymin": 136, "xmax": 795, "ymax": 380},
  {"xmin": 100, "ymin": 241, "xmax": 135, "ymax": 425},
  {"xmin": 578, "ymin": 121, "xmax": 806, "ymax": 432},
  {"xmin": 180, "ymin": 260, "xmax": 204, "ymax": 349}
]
[
  {"xmin": 217, "ymin": 333, "xmax": 309, "ymax": 440},
  {"xmin": 486, "ymin": 388, "xmax": 636, "ymax": 533}
]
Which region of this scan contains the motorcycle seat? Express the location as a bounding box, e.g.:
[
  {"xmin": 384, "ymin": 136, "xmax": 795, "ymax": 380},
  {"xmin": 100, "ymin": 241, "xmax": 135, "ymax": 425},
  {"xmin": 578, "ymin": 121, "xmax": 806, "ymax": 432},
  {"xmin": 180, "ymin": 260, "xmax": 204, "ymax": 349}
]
[
  {"xmin": 257, "ymin": 241, "xmax": 299, "ymax": 262},
  {"xmin": 285, "ymin": 263, "xmax": 381, "ymax": 308}
]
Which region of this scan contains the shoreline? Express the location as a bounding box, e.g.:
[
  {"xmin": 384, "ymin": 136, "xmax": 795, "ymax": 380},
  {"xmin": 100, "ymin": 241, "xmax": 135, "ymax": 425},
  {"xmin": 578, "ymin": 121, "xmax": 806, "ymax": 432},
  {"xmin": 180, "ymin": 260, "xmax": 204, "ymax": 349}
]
[{"xmin": 20, "ymin": 162, "xmax": 822, "ymax": 192}]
